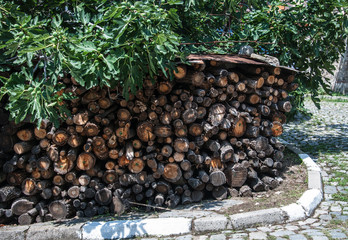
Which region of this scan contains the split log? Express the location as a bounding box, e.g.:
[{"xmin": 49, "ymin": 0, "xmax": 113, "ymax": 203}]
[
  {"xmin": 111, "ymin": 196, "xmax": 125, "ymax": 216},
  {"xmin": 208, "ymin": 104, "xmax": 226, "ymax": 126},
  {"xmin": 224, "ymin": 164, "xmax": 248, "ymax": 187},
  {"xmin": 137, "ymin": 122, "xmax": 155, "ymax": 142},
  {"xmin": 173, "ymin": 65, "xmax": 187, "ymax": 79},
  {"xmin": 239, "ymin": 185, "xmax": 252, "ymax": 197},
  {"xmin": 22, "ymin": 178, "xmax": 37, "ymax": 196}
]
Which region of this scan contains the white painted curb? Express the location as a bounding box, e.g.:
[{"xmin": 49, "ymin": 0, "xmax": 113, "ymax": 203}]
[{"xmin": 82, "ymin": 217, "xmax": 192, "ymax": 239}]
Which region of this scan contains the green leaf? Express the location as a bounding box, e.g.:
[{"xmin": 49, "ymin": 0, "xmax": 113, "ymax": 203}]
[
  {"xmin": 75, "ymin": 41, "xmax": 97, "ymax": 52},
  {"xmin": 20, "ymin": 44, "xmax": 53, "ymax": 54}
]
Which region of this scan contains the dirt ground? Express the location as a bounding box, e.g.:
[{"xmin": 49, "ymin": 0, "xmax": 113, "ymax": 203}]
[{"xmin": 226, "ymin": 148, "xmax": 307, "ymax": 214}]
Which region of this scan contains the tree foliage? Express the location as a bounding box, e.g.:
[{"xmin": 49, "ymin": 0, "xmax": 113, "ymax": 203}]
[{"xmin": 0, "ymin": 0, "xmax": 347, "ymax": 126}]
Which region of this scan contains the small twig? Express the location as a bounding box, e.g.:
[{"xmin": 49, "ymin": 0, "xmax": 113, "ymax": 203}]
[
  {"xmin": 6, "ymin": 56, "xmax": 18, "ymax": 62},
  {"xmin": 180, "ymin": 40, "xmax": 274, "ymax": 45},
  {"xmin": 32, "ymin": 59, "xmax": 41, "ymax": 75},
  {"xmin": 43, "ymin": 51, "xmax": 48, "ymax": 81},
  {"xmin": 208, "ymin": 13, "xmax": 231, "ymax": 16},
  {"xmin": 128, "ymin": 201, "xmax": 171, "ymax": 211}
]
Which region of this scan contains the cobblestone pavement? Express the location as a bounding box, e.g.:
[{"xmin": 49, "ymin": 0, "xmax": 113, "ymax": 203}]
[{"xmin": 154, "ymin": 98, "xmax": 348, "ymax": 240}]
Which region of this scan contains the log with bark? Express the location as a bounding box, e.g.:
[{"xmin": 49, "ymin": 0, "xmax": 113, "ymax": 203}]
[{"xmin": 0, "ymin": 58, "xmax": 297, "ymax": 225}]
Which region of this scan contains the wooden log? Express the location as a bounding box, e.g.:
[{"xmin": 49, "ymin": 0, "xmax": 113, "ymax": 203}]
[
  {"xmin": 249, "ymin": 178, "xmax": 265, "ymax": 192},
  {"xmin": 154, "ymin": 125, "xmax": 172, "ymax": 138},
  {"xmin": 77, "ymin": 152, "xmax": 96, "ymax": 171},
  {"xmin": 262, "ymin": 176, "xmax": 279, "ymax": 189},
  {"xmin": 181, "ymin": 195, "xmax": 192, "ymax": 205},
  {"xmin": 181, "ymin": 71, "xmax": 205, "ymax": 86},
  {"xmin": 98, "ymin": 97, "xmax": 111, "ymax": 109},
  {"xmin": 22, "ymin": 178, "xmax": 37, "ymax": 196},
  {"xmin": 37, "ymin": 156, "xmax": 51, "ymax": 171},
  {"xmin": 54, "ymin": 156, "xmax": 73, "ymax": 175},
  {"xmin": 128, "ymin": 158, "xmax": 145, "ymax": 174},
  {"xmin": 63, "ymin": 171, "xmax": 76, "ymax": 184},
  {"xmin": 258, "ymin": 105, "xmax": 271, "ymax": 116},
  {"xmin": 111, "ymin": 196, "xmax": 125, "ymax": 216},
  {"xmin": 52, "ymin": 175, "xmax": 65, "ymax": 186},
  {"xmin": 235, "ymin": 82, "xmax": 246, "ymax": 92},
  {"xmin": 206, "ymin": 140, "xmax": 220, "ymax": 152},
  {"xmin": 173, "ymin": 64, "xmax": 187, "ymax": 79},
  {"xmin": 49, "ymin": 200, "xmax": 69, "ymax": 219},
  {"xmin": 17, "ymin": 129, "xmax": 34, "ymax": 142},
  {"xmin": 188, "ymin": 178, "xmax": 205, "ymax": 191},
  {"xmin": 246, "ymin": 78, "xmax": 264, "ymax": 89},
  {"xmin": 212, "ymin": 186, "xmax": 227, "ymax": 200},
  {"xmin": 220, "ymin": 141, "xmax": 234, "ymax": 162},
  {"xmin": 67, "ymin": 186, "xmax": 80, "ymax": 199},
  {"xmin": 83, "ymin": 122, "xmax": 99, "ymax": 137},
  {"xmin": 228, "ymin": 72, "xmax": 239, "ymax": 83},
  {"xmin": 245, "ymin": 126, "xmax": 260, "ymax": 138},
  {"xmin": 95, "ymin": 188, "xmax": 112, "ymax": 206},
  {"xmin": 34, "ymin": 127, "xmax": 47, "ymax": 140},
  {"xmin": 161, "ymin": 145, "xmax": 173, "ymax": 158},
  {"xmin": 271, "ymin": 121, "xmax": 283, "ymax": 137},
  {"xmin": 277, "ymin": 100, "xmax": 292, "ymax": 112},
  {"xmin": 208, "ymin": 104, "xmax": 226, "ymax": 126},
  {"xmin": 18, "ymin": 212, "xmax": 34, "ymax": 225},
  {"xmin": 52, "ymin": 130, "xmax": 69, "ymax": 146},
  {"xmin": 14, "ymin": 142, "xmax": 34, "ymax": 155},
  {"xmin": 0, "ymin": 186, "xmax": 21, "ymax": 202},
  {"xmin": 6, "ymin": 171, "xmax": 26, "ymax": 186},
  {"xmin": 11, "ymin": 198, "xmax": 34, "ymax": 215},
  {"xmin": 102, "ymin": 170, "xmax": 117, "ymax": 184},
  {"xmin": 73, "ymin": 111, "xmax": 89, "ymax": 126},
  {"xmin": 157, "ymin": 81, "xmax": 173, "ymax": 95},
  {"xmin": 182, "ymin": 109, "xmax": 197, "ymax": 124},
  {"xmin": 137, "ymin": 122, "xmax": 155, "ymax": 142},
  {"xmin": 209, "ymin": 170, "xmax": 226, "ymax": 187},
  {"xmin": 190, "ymin": 190, "xmax": 203, "ymax": 202},
  {"xmin": 174, "ymin": 138, "xmax": 189, "ymax": 153},
  {"xmin": 224, "ymin": 164, "xmax": 247, "ymax": 187},
  {"xmin": 230, "ymin": 117, "xmax": 246, "ymax": 137},
  {"xmin": 163, "ymin": 163, "xmax": 182, "ymax": 183},
  {"xmin": 247, "ymin": 94, "xmax": 261, "ymax": 105},
  {"xmin": 239, "ymin": 185, "xmax": 252, "ymax": 197}
]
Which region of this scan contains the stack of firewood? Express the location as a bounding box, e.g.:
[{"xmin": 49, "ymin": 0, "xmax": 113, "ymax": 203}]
[{"xmin": 0, "ymin": 58, "xmax": 298, "ymax": 225}]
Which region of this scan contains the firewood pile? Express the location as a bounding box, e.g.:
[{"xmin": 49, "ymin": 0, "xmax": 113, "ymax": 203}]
[{"xmin": 0, "ymin": 55, "xmax": 298, "ymax": 225}]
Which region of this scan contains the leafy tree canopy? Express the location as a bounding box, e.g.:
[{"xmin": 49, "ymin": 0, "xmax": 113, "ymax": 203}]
[{"xmin": 0, "ymin": 0, "xmax": 347, "ymax": 126}]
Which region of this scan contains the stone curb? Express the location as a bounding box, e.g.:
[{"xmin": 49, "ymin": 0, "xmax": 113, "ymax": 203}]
[{"xmin": 0, "ymin": 142, "xmax": 323, "ymax": 239}]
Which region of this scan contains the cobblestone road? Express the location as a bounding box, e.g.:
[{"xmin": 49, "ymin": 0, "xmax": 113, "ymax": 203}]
[{"xmin": 154, "ymin": 97, "xmax": 348, "ymax": 240}]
